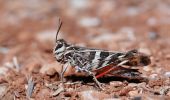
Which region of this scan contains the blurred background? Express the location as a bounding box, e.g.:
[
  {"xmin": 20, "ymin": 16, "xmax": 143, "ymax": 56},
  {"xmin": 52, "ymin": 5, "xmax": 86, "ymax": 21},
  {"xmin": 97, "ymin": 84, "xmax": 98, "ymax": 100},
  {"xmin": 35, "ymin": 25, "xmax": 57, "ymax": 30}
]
[
  {"xmin": 0, "ymin": 0, "xmax": 170, "ymax": 99},
  {"xmin": 0, "ymin": 0, "xmax": 170, "ymax": 68}
]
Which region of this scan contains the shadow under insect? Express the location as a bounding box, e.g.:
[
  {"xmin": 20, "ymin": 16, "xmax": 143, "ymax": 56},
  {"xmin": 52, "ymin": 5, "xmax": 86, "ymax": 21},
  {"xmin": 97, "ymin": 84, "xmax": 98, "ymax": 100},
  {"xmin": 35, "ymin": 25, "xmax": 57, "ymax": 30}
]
[{"xmin": 65, "ymin": 68, "xmax": 147, "ymax": 84}]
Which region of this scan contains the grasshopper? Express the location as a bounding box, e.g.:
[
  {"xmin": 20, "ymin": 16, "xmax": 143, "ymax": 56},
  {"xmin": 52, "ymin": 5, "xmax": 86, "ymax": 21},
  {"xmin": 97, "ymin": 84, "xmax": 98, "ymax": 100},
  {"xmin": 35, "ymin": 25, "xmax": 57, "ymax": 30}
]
[{"xmin": 53, "ymin": 19, "xmax": 151, "ymax": 89}]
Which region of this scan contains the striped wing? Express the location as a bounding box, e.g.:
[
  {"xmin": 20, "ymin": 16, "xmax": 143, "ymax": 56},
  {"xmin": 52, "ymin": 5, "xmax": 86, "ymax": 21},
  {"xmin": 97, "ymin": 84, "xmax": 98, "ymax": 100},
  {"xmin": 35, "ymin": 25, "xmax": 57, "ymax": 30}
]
[
  {"xmin": 65, "ymin": 46, "xmax": 126, "ymax": 71},
  {"xmin": 87, "ymin": 51, "xmax": 125, "ymax": 70}
]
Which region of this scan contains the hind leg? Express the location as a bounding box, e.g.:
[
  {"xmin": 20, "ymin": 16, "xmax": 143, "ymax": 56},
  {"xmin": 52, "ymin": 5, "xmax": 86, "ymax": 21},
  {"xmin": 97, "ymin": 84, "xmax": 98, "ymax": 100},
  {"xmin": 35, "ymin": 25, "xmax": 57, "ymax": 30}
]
[{"xmin": 86, "ymin": 70, "xmax": 103, "ymax": 90}]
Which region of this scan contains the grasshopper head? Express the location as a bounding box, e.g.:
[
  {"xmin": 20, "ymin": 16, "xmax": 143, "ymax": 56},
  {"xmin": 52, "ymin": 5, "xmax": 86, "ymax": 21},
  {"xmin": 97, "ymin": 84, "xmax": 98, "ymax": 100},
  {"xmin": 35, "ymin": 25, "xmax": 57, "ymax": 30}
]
[
  {"xmin": 54, "ymin": 39, "xmax": 69, "ymax": 62},
  {"xmin": 53, "ymin": 18, "xmax": 69, "ymax": 62}
]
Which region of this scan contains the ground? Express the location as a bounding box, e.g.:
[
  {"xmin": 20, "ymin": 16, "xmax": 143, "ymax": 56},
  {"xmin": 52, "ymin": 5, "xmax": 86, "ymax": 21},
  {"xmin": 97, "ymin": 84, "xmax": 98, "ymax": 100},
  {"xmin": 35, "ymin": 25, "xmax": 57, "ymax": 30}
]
[{"xmin": 0, "ymin": 0, "xmax": 170, "ymax": 100}]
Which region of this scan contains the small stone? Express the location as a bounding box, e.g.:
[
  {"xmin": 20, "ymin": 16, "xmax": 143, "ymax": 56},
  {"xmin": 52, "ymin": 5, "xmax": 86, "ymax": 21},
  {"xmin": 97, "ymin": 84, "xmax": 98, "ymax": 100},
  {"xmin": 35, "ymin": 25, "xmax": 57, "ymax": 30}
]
[
  {"xmin": 128, "ymin": 90, "xmax": 139, "ymax": 97},
  {"xmin": 119, "ymin": 86, "xmax": 133, "ymax": 96},
  {"xmin": 165, "ymin": 54, "xmax": 170, "ymax": 60},
  {"xmin": 0, "ymin": 85, "xmax": 7, "ymax": 97},
  {"xmin": 104, "ymin": 98, "xmax": 121, "ymax": 100},
  {"xmin": 52, "ymin": 85, "xmax": 64, "ymax": 96},
  {"xmin": 159, "ymin": 86, "xmax": 170, "ymax": 95},
  {"xmin": 79, "ymin": 17, "xmax": 101, "ymax": 27},
  {"xmin": 80, "ymin": 90, "xmax": 110, "ymax": 100},
  {"xmin": 164, "ymin": 72, "xmax": 170, "ymax": 78},
  {"xmin": 139, "ymin": 48, "xmax": 151, "ymax": 56},
  {"xmin": 80, "ymin": 90, "xmax": 97, "ymax": 100},
  {"xmin": 40, "ymin": 62, "xmax": 60, "ymax": 74},
  {"xmin": 46, "ymin": 68, "xmax": 57, "ymax": 76},
  {"xmin": 69, "ymin": 0, "xmax": 89, "ymax": 9},
  {"xmin": 128, "ymin": 83, "xmax": 138, "ymax": 87},
  {"xmin": 143, "ymin": 66, "xmax": 153, "ymax": 72},
  {"xmin": 110, "ymin": 81, "xmax": 123, "ymax": 87},
  {"xmin": 126, "ymin": 7, "xmax": 139, "ymax": 16},
  {"xmin": 118, "ymin": 27, "xmax": 136, "ymax": 41},
  {"xmin": 149, "ymin": 74, "xmax": 158, "ymax": 80},
  {"xmin": 154, "ymin": 67, "xmax": 163, "ymax": 74},
  {"xmin": 148, "ymin": 32, "xmax": 159, "ymax": 40},
  {"xmin": 131, "ymin": 96, "xmax": 142, "ymax": 100},
  {"xmin": 4, "ymin": 62, "xmax": 13, "ymax": 68},
  {"xmin": 167, "ymin": 90, "xmax": 170, "ymax": 96},
  {"xmin": 0, "ymin": 67, "xmax": 8, "ymax": 76},
  {"xmin": 40, "ymin": 62, "xmax": 78, "ymax": 77},
  {"xmin": 147, "ymin": 17, "xmax": 157, "ymax": 26},
  {"xmin": 0, "ymin": 47, "xmax": 9, "ymax": 54}
]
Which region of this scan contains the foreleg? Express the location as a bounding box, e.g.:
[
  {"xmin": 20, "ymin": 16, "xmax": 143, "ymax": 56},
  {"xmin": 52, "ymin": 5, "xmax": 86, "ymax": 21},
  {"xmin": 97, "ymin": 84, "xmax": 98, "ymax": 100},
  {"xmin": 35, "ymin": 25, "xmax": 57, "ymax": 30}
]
[{"xmin": 60, "ymin": 64, "xmax": 69, "ymax": 89}]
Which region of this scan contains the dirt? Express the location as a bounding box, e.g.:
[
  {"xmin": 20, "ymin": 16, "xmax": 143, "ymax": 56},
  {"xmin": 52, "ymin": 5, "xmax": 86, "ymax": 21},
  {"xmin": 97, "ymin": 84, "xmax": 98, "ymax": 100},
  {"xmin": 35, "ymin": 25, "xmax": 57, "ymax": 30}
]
[{"xmin": 0, "ymin": 0, "xmax": 170, "ymax": 100}]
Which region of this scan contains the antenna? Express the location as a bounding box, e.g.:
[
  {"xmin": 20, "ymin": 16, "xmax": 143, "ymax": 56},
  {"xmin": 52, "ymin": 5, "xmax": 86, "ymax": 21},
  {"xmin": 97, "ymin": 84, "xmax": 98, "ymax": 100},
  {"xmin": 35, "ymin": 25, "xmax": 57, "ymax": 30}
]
[{"xmin": 56, "ymin": 18, "xmax": 62, "ymax": 42}]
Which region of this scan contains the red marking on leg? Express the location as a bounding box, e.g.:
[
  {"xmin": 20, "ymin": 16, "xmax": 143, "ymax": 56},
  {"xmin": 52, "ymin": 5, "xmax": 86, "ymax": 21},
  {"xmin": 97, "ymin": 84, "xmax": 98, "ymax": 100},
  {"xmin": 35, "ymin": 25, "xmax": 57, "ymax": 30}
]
[{"xmin": 95, "ymin": 66, "xmax": 121, "ymax": 79}]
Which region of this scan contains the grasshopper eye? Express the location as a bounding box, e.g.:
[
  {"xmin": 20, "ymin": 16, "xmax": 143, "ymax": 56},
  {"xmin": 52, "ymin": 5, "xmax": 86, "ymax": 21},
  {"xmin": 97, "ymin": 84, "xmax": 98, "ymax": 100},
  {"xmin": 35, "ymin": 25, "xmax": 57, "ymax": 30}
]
[
  {"xmin": 54, "ymin": 42, "xmax": 62, "ymax": 51},
  {"xmin": 56, "ymin": 43, "xmax": 63, "ymax": 48}
]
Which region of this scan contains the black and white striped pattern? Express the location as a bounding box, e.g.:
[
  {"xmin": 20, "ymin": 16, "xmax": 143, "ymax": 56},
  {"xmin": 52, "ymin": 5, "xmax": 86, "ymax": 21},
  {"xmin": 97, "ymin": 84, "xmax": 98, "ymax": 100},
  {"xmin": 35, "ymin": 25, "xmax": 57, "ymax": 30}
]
[
  {"xmin": 54, "ymin": 38, "xmax": 151, "ymax": 73},
  {"xmin": 54, "ymin": 40, "xmax": 130, "ymax": 71}
]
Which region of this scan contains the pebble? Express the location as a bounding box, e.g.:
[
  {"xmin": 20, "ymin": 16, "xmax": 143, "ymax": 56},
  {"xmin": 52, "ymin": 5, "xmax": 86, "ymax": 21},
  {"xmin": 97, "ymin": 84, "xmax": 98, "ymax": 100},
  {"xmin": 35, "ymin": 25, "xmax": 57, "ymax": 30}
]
[
  {"xmin": 0, "ymin": 67, "xmax": 8, "ymax": 76},
  {"xmin": 128, "ymin": 90, "xmax": 139, "ymax": 97},
  {"xmin": 104, "ymin": 98, "xmax": 121, "ymax": 100},
  {"xmin": 110, "ymin": 81, "xmax": 123, "ymax": 87},
  {"xmin": 165, "ymin": 54, "xmax": 170, "ymax": 60},
  {"xmin": 52, "ymin": 85, "xmax": 64, "ymax": 96},
  {"xmin": 131, "ymin": 96, "xmax": 142, "ymax": 100},
  {"xmin": 4, "ymin": 62, "xmax": 14, "ymax": 68},
  {"xmin": 80, "ymin": 90, "xmax": 97, "ymax": 100},
  {"xmin": 79, "ymin": 17, "xmax": 101, "ymax": 27},
  {"xmin": 167, "ymin": 90, "xmax": 170, "ymax": 96},
  {"xmin": 80, "ymin": 90, "xmax": 110, "ymax": 100},
  {"xmin": 118, "ymin": 27, "xmax": 136, "ymax": 41},
  {"xmin": 126, "ymin": 7, "xmax": 140, "ymax": 16},
  {"xmin": 149, "ymin": 74, "xmax": 158, "ymax": 80},
  {"xmin": 46, "ymin": 68, "xmax": 57, "ymax": 76},
  {"xmin": 139, "ymin": 48, "xmax": 151, "ymax": 56},
  {"xmin": 40, "ymin": 62, "xmax": 60, "ymax": 74},
  {"xmin": 0, "ymin": 47, "xmax": 9, "ymax": 54},
  {"xmin": 128, "ymin": 83, "xmax": 138, "ymax": 87},
  {"xmin": 164, "ymin": 72, "xmax": 170, "ymax": 78},
  {"xmin": 0, "ymin": 85, "xmax": 7, "ymax": 97},
  {"xmin": 148, "ymin": 32, "xmax": 159, "ymax": 40},
  {"xmin": 40, "ymin": 62, "xmax": 77, "ymax": 77},
  {"xmin": 154, "ymin": 67, "xmax": 163, "ymax": 74},
  {"xmin": 147, "ymin": 17, "xmax": 157, "ymax": 26},
  {"xmin": 69, "ymin": 0, "xmax": 89, "ymax": 9},
  {"xmin": 143, "ymin": 66, "xmax": 153, "ymax": 72}
]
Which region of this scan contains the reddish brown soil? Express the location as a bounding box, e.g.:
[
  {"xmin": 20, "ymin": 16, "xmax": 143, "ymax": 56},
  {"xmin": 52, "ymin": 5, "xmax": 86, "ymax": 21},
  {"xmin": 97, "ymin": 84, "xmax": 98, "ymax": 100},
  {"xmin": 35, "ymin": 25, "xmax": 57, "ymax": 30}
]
[{"xmin": 0, "ymin": 0, "xmax": 170, "ymax": 100}]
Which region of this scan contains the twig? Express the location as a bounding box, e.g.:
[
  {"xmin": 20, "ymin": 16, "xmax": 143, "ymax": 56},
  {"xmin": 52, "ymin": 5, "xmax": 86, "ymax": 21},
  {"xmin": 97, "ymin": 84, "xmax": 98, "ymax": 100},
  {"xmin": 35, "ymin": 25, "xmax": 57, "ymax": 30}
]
[
  {"xmin": 26, "ymin": 77, "xmax": 35, "ymax": 99},
  {"xmin": 13, "ymin": 56, "xmax": 20, "ymax": 72}
]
